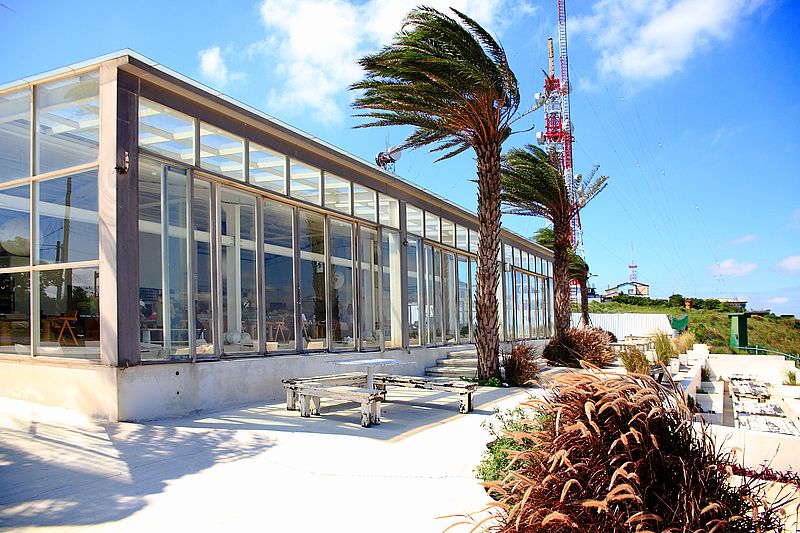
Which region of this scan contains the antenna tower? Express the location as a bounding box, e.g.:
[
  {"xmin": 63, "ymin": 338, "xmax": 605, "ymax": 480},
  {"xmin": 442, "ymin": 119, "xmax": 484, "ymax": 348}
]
[
  {"xmin": 629, "ymin": 243, "xmax": 638, "ymax": 282},
  {"xmin": 535, "ymin": 0, "xmax": 582, "ymax": 256}
]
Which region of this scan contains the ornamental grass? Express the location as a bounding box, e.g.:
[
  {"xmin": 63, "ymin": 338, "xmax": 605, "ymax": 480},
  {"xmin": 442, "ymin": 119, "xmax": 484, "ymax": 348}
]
[{"xmin": 543, "ymin": 327, "xmax": 615, "ymax": 368}]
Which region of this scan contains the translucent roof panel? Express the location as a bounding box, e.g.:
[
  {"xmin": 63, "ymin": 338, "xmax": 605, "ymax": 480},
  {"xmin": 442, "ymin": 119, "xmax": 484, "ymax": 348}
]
[
  {"xmin": 200, "ymin": 123, "xmax": 244, "ymax": 180},
  {"xmin": 139, "ymin": 98, "xmax": 195, "ymax": 164}
]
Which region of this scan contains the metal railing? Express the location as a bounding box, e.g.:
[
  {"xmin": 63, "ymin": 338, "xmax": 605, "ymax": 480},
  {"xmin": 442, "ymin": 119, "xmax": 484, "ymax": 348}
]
[{"xmin": 735, "ymin": 345, "xmax": 799, "ymax": 367}]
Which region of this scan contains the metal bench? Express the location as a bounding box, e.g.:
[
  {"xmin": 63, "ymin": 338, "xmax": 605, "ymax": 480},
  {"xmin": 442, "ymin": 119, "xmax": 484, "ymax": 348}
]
[
  {"xmin": 293, "ymin": 383, "xmax": 386, "ymax": 427},
  {"xmin": 372, "ymin": 374, "xmax": 477, "ymax": 413},
  {"xmin": 282, "ymin": 372, "xmax": 367, "ymax": 411}
]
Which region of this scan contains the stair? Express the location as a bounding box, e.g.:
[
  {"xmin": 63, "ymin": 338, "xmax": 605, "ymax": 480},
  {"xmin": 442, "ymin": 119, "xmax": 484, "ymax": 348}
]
[{"xmin": 425, "ymin": 348, "xmax": 478, "ymax": 379}]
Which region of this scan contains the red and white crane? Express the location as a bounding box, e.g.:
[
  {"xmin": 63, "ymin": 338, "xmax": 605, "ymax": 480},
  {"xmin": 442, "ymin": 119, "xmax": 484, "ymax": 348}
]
[{"xmin": 535, "ymin": 0, "xmax": 584, "ymax": 258}]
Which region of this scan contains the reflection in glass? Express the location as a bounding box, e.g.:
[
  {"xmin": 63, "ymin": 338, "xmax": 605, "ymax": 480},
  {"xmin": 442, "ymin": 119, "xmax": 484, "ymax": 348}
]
[
  {"xmin": 0, "ymin": 89, "xmax": 31, "ymax": 183},
  {"xmin": 469, "ymin": 229, "xmax": 479, "ymax": 254},
  {"xmin": 330, "ymin": 219, "xmax": 354, "ymax": 350},
  {"xmin": 324, "ymin": 174, "xmax": 351, "ymax": 215},
  {"xmin": 515, "ymin": 271, "xmax": 524, "ymax": 339},
  {"xmin": 425, "ymin": 213, "xmax": 440, "ymax": 242},
  {"xmin": 220, "ymin": 188, "xmax": 258, "ymax": 354},
  {"xmin": 138, "ymin": 159, "xmax": 164, "ymax": 360},
  {"xmin": 381, "ymin": 228, "xmax": 402, "ymax": 348},
  {"xmin": 36, "ymin": 71, "xmax": 99, "ymax": 174},
  {"xmin": 521, "ymin": 274, "xmax": 529, "ymax": 338},
  {"xmin": 359, "ymin": 227, "xmax": 380, "ymax": 348},
  {"xmin": 441, "ymin": 219, "xmax": 455, "ymax": 247},
  {"xmin": 407, "ymin": 238, "xmax": 421, "ymax": 346},
  {"xmin": 290, "ymin": 161, "xmax": 321, "ymax": 205},
  {"xmin": 424, "ymin": 245, "xmax": 442, "ymax": 344},
  {"xmin": 504, "ymin": 269, "xmax": 514, "ymax": 341},
  {"xmin": 457, "ymin": 256, "xmax": 469, "ymax": 342},
  {"xmin": 470, "ymin": 258, "xmax": 478, "ymax": 342},
  {"xmin": 138, "ymin": 98, "xmax": 195, "ymax": 164},
  {"xmin": 406, "ymin": 205, "xmax": 423, "ymax": 236},
  {"xmin": 264, "ymin": 200, "xmax": 296, "ymax": 351},
  {"xmin": 250, "ymin": 142, "xmax": 286, "ymax": 193},
  {"xmin": 0, "ymin": 184, "xmax": 30, "ymax": 269},
  {"xmin": 0, "ymin": 272, "xmax": 30, "ymax": 354},
  {"xmin": 456, "ymin": 225, "xmax": 468, "ymax": 251},
  {"xmin": 37, "ymin": 169, "xmax": 98, "ymax": 264},
  {"xmin": 298, "ymin": 210, "xmax": 326, "ymax": 349},
  {"xmin": 38, "ymin": 267, "xmax": 99, "ymax": 359},
  {"xmin": 442, "ymin": 252, "xmax": 457, "ymax": 342},
  {"xmin": 378, "ymin": 194, "xmax": 399, "ymax": 229},
  {"xmin": 353, "ymin": 184, "xmax": 376, "ymax": 222},
  {"xmin": 193, "ymin": 180, "xmax": 214, "ymax": 355},
  {"xmin": 200, "ymin": 123, "xmax": 244, "ymax": 180}
]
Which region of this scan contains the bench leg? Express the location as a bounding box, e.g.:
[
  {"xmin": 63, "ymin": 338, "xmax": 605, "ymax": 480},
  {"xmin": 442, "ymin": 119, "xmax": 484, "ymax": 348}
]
[
  {"xmin": 299, "ymin": 394, "xmax": 311, "ymax": 417},
  {"xmin": 310, "ymin": 396, "xmax": 321, "ymax": 416},
  {"xmin": 371, "ymin": 401, "xmax": 381, "ymax": 425},
  {"xmin": 286, "ymin": 389, "xmax": 297, "ymax": 411},
  {"xmin": 360, "ymin": 403, "xmax": 373, "ymax": 427},
  {"xmin": 460, "ymin": 392, "xmax": 473, "ymax": 414}
]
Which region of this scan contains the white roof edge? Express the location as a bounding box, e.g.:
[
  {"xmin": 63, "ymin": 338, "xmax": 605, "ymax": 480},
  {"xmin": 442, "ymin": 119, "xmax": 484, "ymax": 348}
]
[{"xmin": 0, "ymin": 49, "xmax": 550, "ymax": 256}]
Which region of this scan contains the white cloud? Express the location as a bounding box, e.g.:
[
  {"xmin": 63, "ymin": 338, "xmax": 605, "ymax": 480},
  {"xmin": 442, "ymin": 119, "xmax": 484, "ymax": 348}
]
[
  {"xmin": 572, "ymin": 0, "xmax": 767, "ymax": 82},
  {"xmin": 708, "ymin": 258, "xmax": 757, "ymax": 277},
  {"xmin": 198, "ymin": 46, "xmax": 244, "ymax": 88},
  {"xmin": 254, "ymin": 0, "xmax": 535, "ymax": 124},
  {"xmin": 731, "ymin": 234, "xmax": 756, "ymax": 245},
  {"xmin": 767, "ymin": 297, "xmax": 789, "ymax": 305},
  {"xmin": 777, "ymin": 255, "xmax": 800, "ymax": 274}
]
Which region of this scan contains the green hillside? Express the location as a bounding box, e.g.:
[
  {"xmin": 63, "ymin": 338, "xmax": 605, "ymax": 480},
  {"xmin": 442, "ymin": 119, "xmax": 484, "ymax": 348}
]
[{"xmin": 586, "ymin": 300, "xmax": 800, "ymax": 356}]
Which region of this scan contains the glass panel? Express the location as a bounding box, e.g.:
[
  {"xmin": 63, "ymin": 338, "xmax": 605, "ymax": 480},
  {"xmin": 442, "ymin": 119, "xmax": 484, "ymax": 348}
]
[
  {"xmin": 0, "ymin": 184, "xmax": 30, "ymax": 268},
  {"xmin": 441, "ymin": 219, "xmax": 455, "ymax": 247},
  {"xmin": 521, "ymin": 275, "xmax": 529, "ymax": 338},
  {"xmin": 138, "ymin": 159, "xmax": 163, "ymax": 360},
  {"xmin": 36, "ymin": 71, "xmax": 99, "ymax": 174},
  {"xmin": 193, "ymin": 180, "xmax": 214, "ymax": 354},
  {"xmin": 264, "ymin": 200, "xmax": 296, "ymax": 351},
  {"xmin": 36, "ymin": 169, "xmax": 98, "ymax": 264},
  {"xmin": 469, "ymin": 229, "xmax": 479, "ymax": 254},
  {"xmin": 220, "ymin": 188, "xmax": 258, "ymax": 354},
  {"xmin": 442, "ymin": 252, "xmax": 456, "ymax": 343},
  {"xmin": 532, "ymin": 276, "xmax": 541, "ymax": 338},
  {"xmin": 0, "ymin": 271, "xmax": 30, "ymax": 354},
  {"xmin": 249, "ymin": 142, "xmax": 286, "ymax": 194},
  {"xmin": 407, "ymin": 237, "xmax": 421, "ymax": 347},
  {"xmin": 324, "ymin": 174, "xmax": 351, "ymax": 215},
  {"xmin": 298, "ymin": 210, "xmax": 326, "ymax": 350},
  {"xmin": 406, "ymin": 204, "xmax": 423, "ymax": 236},
  {"xmin": 353, "ymin": 184, "xmax": 376, "ymax": 222},
  {"xmin": 200, "ymin": 123, "xmax": 243, "ymax": 180},
  {"xmin": 470, "ymin": 258, "xmax": 477, "ymax": 342},
  {"xmin": 515, "ymin": 271, "xmax": 524, "ymax": 339},
  {"xmin": 329, "ymin": 219, "xmax": 354, "ymax": 350},
  {"xmin": 359, "ymin": 226, "xmax": 380, "ymax": 349},
  {"xmin": 0, "ymin": 89, "xmax": 31, "ymax": 183},
  {"xmin": 456, "ymin": 225, "xmax": 468, "ymax": 251},
  {"xmin": 164, "ymin": 167, "xmax": 191, "ymax": 358},
  {"xmin": 290, "ymin": 161, "xmax": 321, "ymax": 205},
  {"xmin": 38, "ymin": 266, "xmax": 99, "ymax": 359},
  {"xmin": 504, "ymin": 270, "xmax": 514, "ymax": 341},
  {"xmin": 378, "ymin": 194, "xmax": 399, "ymax": 229},
  {"xmin": 138, "ymin": 98, "xmax": 195, "ymax": 164},
  {"xmin": 457, "ymin": 256, "xmax": 469, "ymax": 342},
  {"xmin": 497, "ymin": 262, "xmax": 504, "ymax": 339},
  {"xmin": 381, "ymin": 228, "xmax": 402, "ymax": 348},
  {"xmin": 514, "ymin": 248, "xmax": 521, "ymax": 267},
  {"xmin": 521, "ymin": 250, "xmax": 529, "ymax": 271},
  {"xmin": 425, "ymin": 213, "xmax": 440, "ymax": 242},
  {"xmin": 424, "ymin": 246, "xmax": 442, "ymax": 344}
]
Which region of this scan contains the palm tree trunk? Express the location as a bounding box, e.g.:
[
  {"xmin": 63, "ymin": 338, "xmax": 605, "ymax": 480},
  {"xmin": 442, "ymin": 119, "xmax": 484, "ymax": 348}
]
[
  {"xmin": 474, "ymin": 142, "xmax": 501, "ymax": 380},
  {"xmin": 579, "ymin": 274, "xmax": 590, "ymax": 327},
  {"xmin": 552, "ymin": 217, "xmax": 572, "ymax": 342}
]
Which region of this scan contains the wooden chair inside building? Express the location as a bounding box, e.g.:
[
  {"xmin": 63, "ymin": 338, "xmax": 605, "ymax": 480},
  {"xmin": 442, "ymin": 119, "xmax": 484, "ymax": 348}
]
[{"xmin": 51, "ymin": 310, "xmax": 79, "ymax": 346}]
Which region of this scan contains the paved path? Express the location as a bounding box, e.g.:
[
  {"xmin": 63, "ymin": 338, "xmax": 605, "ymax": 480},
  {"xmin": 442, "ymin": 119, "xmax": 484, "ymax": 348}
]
[{"xmin": 0, "ymin": 386, "xmax": 537, "ymax": 532}]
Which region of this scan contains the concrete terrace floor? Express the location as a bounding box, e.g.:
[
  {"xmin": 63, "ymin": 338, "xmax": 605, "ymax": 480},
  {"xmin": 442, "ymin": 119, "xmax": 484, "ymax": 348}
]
[{"xmin": 0, "ymin": 386, "xmax": 537, "ymax": 532}]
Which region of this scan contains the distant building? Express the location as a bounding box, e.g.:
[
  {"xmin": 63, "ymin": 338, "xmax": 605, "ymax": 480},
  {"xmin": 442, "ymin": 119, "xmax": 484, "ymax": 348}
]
[
  {"xmin": 604, "ymin": 281, "xmax": 650, "ymax": 300},
  {"xmin": 718, "ymin": 298, "xmax": 747, "ymax": 312}
]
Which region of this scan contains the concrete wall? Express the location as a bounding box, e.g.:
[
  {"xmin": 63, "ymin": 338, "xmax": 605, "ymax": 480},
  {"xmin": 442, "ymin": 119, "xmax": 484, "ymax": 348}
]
[
  {"xmin": 706, "ymin": 423, "xmax": 800, "ymax": 471},
  {"xmin": 0, "ymin": 358, "xmax": 119, "ymax": 420},
  {"xmin": 705, "ymin": 355, "xmax": 797, "ymax": 384}
]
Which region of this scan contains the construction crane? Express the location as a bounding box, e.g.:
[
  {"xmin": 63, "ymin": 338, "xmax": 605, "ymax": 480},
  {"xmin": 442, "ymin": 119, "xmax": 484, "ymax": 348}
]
[{"xmin": 535, "ymin": 0, "xmax": 584, "ymax": 258}]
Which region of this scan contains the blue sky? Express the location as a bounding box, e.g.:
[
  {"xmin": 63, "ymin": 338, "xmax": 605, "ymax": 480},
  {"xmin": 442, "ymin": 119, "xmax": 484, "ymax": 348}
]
[{"xmin": 1, "ymin": 0, "xmax": 798, "ymax": 315}]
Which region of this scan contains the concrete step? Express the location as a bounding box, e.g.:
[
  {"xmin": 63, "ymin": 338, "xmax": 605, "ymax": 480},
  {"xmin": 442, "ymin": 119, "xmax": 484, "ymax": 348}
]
[
  {"xmin": 447, "ymin": 349, "xmax": 478, "ymax": 359},
  {"xmin": 425, "ymin": 366, "xmax": 478, "ymax": 378},
  {"xmin": 437, "ymin": 357, "xmax": 479, "ymax": 366}
]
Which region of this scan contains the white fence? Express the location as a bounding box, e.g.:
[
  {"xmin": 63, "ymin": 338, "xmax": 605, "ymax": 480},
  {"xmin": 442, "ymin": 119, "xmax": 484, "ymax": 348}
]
[{"xmin": 570, "ymin": 313, "xmax": 673, "ymax": 339}]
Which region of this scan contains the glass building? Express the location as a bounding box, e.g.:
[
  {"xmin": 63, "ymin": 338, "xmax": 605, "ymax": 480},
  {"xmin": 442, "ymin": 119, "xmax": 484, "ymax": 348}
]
[{"xmin": 0, "ymin": 51, "xmax": 553, "ymax": 420}]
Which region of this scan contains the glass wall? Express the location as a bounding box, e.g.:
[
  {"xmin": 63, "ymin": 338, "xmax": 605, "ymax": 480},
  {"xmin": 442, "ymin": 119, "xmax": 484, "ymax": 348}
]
[
  {"xmin": 250, "ymin": 142, "xmax": 286, "ymax": 194},
  {"xmin": 193, "ymin": 179, "xmax": 214, "ymax": 354},
  {"xmin": 469, "ymin": 258, "xmax": 477, "ymax": 342},
  {"xmin": 381, "ymin": 228, "xmax": 402, "ymax": 348},
  {"xmin": 329, "ymin": 219, "xmax": 354, "ymax": 350},
  {"xmin": 0, "ymin": 184, "xmax": 30, "ymax": 269},
  {"xmin": 378, "ymin": 194, "xmax": 399, "ymax": 229},
  {"xmin": 442, "ymin": 252, "xmax": 457, "ymax": 343},
  {"xmin": 290, "ymin": 161, "xmax": 321, "ymax": 205},
  {"xmin": 457, "ymin": 255, "xmax": 470, "ymax": 342},
  {"xmin": 0, "ymin": 89, "xmax": 30, "ymax": 183},
  {"xmin": 0, "ymin": 271, "xmax": 29, "ymax": 353},
  {"xmin": 406, "ymin": 205, "xmax": 423, "ymax": 236},
  {"xmin": 353, "ymin": 185, "xmax": 376, "ymax": 222},
  {"xmin": 424, "ymin": 245, "xmax": 442, "ymax": 344},
  {"xmin": 37, "ymin": 169, "xmax": 98, "ymax": 265},
  {"xmin": 441, "ymin": 219, "xmax": 455, "ymax": 247},
  {"xmin": 139, "ymin": 98, "xmax": 195, "ymax": 164},
  {"xmin": 200, "ymin": 123, "xmax": 243, "ymax": 181},
  {"xmin": 263, "ymin": 200, "xmax": 295, "ymax": 351},
  {"xmin": 220, "ymin": 188, "xmax": 258, "ymax": 354},
  {"xmin": 324, "ymin": 174, "xmax": 351, "ymax": 215},
  {"xmin": 298, "ymin": 210, "xmax": 326, "ymax": 350},
  {"xmin": 358, "ymin": 226, "xmax": 380, "ymax": 349},
  {"xmin": 407, "ymin": 237, "xmax": 422, "ymax": 346}
]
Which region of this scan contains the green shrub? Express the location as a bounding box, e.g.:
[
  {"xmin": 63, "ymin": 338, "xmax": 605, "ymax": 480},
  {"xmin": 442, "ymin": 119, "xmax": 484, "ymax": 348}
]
[
  {"xmin": 620, "ymin": 345, "xmax": 649, "ymax": 374},
  {"xmin": 784, "ymin": 368, "xmax": 798, "ymax": 386},
  {"xmin": 653, "ymin": 331, "xmax": 676, "ymax": 365},
  {"xmin": 476, "ymin": 406, "xmax": 540, "ymax": 483},
  {"xmin": 701, "ymin": 366, "xmax": 711, "ymax": 381}
]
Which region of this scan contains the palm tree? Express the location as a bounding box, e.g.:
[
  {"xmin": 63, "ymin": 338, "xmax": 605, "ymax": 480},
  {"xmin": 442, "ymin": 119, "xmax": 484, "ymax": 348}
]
[
  {"xmin": 350, "ymin": 7, "xmax": 527, "ymax": 379},
  {"xmin": 534, "ymin": 227, "xmax": 591, "ymax": 327},
  {"xmin": 501, "ymin": 145, "xmax": 607, "ymax": 345}
]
